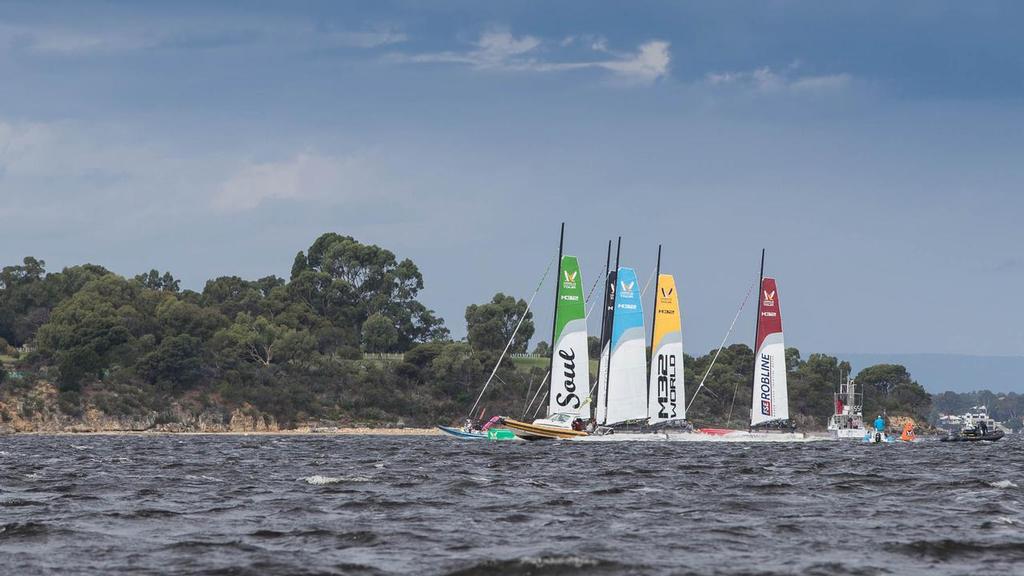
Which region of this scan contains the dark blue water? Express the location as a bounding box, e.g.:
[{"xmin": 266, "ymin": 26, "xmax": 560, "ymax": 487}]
[{"xmin": 1, "ymin": 434, "xmax": 1021, "ymax": 575}]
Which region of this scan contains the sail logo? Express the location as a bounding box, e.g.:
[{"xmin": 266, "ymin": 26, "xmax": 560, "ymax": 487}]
[
  {"xmin": 759, "ymin": 353, "xmax": 773, "ymax": 415},
  {"xmin": 620, "ymin": 281, "xmax": 635, "ymax": 298},
  {"xmin": 656, "ymin": 353, "xmax": 678, "ymax": 419},
  {"xmin": 555, "ymin": 348, "xmax": 581, "ymax": 409},
  {"xmin": 763, "ymin": 290, "xmax": 776, "ymax": 307},
  {"xmin": 563, "ymin": 270, "xmax": 578, "ymax": 286},
  {"xmin": 660, "ymin": 286, "xmax": 674, "ymax": 298}
]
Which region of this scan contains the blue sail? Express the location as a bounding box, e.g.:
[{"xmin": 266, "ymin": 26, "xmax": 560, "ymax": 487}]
[{"xmin": 604, "ymin": 267, "xmax": 647, "ymax": 424}]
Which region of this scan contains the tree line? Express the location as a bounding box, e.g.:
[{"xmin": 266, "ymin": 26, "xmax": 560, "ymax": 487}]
[{"xmin": 0, "ymin": 233, "xmax": 935, "ymax": 429}]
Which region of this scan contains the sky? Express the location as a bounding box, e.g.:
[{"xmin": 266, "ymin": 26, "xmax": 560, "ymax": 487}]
[{"xmin": 1, "ymin": 1, "xmax": 1023, "ymax": 371}]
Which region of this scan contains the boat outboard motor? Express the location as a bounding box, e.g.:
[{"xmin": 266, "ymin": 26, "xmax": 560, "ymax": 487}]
[{"xmin": 875, "ymin": 432, "xmax": 882, "ymax": 443}]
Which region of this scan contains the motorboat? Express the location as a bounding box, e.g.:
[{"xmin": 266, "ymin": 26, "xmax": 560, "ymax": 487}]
[
  {"xmin": 827, "ymin": 375, "xmax": 866, "ymax": 440},
  {"xmin": 941, "ymin": 406, "xmax": 1004, "ymax": 442}
]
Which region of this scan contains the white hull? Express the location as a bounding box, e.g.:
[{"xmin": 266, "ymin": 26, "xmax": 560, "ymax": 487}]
[
  {"xmin": 698, "ymin": 430, "xmax": 831, "ymax": 443},
  {"xmin": 573, "ymin": 432, "xmax": 670, "ymax": 442},
  {"xmin": 830, "ymin": 428, "xmax": 867, "ymax": 440},
  {"xmin": 572, "ymin": 430, "xmax": 833, "ymax": 443}
]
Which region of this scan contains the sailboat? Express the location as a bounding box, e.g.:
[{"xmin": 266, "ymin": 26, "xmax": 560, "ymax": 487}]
[
  {"xmin": 698, "ymin": 250, "xmax": 807, "ymax": 441},
  {"xmin": 579, "ymin": 244, "xmax": 692, "ymax": 441},
  {"xmin": 503, "ymin": 224, "xmax": 590, "ymax": 440},
  {"xmin": 647, "ymin": 260, "xmax": 687, "ymax": 428},
  {"xmin": 597, "ymin": 265, "xmax": 647, "ymax": 426}
]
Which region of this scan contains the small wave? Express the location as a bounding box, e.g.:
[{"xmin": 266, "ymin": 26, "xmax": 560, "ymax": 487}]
[
  {"xmin": 301, "ymin": 474, "xmax": 372, "ymax": 485},
  {"xmin": 184, "ymin": 474, "xmax": 224, "ymax": 483},
  {"xmin": 0, "ymin": 521, "xmax": 51, "ymax": 540},
  {"xmin": 445, "ymin": 555, "xmax": 632, "ymax": 576},
  {"xmin": 250, "ymin": 528, "xmax": 380, "ymax": 547},
  {"xmin": 989, "ymin": 480, "xmax": 1018, "ymax": 489},
  {"xmin": 888, "ymin": 539, "xmax": 1024, "ymax": 561},
  {"xmin": 169, "ymin": 539, "xmax": 263, "ymax": 553},
  {"xmin": 1, "ymin": 498, "xmax": 43, "ymax": 508},
  {"xmin": 70, "ymin": 445, "xmax": 90, "ymax": 451}
]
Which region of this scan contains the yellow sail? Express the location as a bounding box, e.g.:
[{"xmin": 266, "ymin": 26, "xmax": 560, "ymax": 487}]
[{"xmin": 647, "ymin": 274, "xmax": 684, "ymax": 423}]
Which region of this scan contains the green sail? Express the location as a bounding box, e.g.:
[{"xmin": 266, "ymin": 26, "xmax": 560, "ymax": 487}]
[{"xmin": 549, "ymin": 255, "xmax": 590, "ymax": 417}]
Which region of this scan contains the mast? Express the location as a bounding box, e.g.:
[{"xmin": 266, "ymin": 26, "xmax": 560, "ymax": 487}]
[
  {"xmin": 749, "ymin": 248, "xmax": 765, "ymax": 428},
  {"xmin": 547, "ymin": 222, "xmax": 565, "ymax": 417},
  {"xmin": 593, "ymin": 239, "xmax": 612, "ymax": 422},
  {"xmin": 647, "ymin": 244, "xmax": 662, "ymax": 411},
  {"xmin": 601, "ymin": 236, "xmax": 621, "ymax": 423}
]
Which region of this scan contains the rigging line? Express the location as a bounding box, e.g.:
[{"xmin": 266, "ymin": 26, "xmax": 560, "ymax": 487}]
[
  {"xmin": 531, "ymin": 387, "xmax": 549, "ymax": 419},
  {"xmin": 583, "ymin": 266, "xmax": 603, "ymax": 305},
  {"xmin": 467, "ymin": 255, "xmax": 557, "ymax": 419},
  {"xmin": 522, "ymin": 371, "xmax": 550, "ymax": 419},
  {"xmin": 584, "ymin": 267, "xmax": 610, "ymax": 321},
  {"xmin": 521, "ymin": 373, "xmax": 535, "ymax": 416},
  {"xmin": 685, "ymin": 280, "xmax": 757, "ymax": 414},
  {"xmin": 641, "ymin": 265, "xmax": 657, "ymax": 297},
  {"xmin": 726, "ymin": 375, "xmax": 742, "ymax": 428}
]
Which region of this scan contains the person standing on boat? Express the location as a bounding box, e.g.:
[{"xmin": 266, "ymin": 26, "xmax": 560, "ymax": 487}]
[{"xmin": 874, "ymin": 414, "xmax": 885, "ymax": 433}]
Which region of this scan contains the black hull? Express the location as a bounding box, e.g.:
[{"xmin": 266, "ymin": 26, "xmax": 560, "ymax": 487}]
[{"xmin": 941, "ymin": 430, "xmax": 1005, "ymax": 442}]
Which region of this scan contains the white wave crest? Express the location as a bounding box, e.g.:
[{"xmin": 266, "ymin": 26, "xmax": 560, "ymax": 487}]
[
  {"xmin": 990, "ymin": 480, "xmax": 1018, "ymax": 489},
  {"xmin": 301, "ymin": 474, "xmax": 372, "ymax": 485}
]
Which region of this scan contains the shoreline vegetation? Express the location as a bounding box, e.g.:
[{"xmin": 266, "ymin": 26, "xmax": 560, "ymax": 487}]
[
  {"xmin": 8, "ymin": 427, "xmax": 444, "ymax": 436},
  {"xmin": 1, "ymin": 232, "xmax": 1018, "ymax": 435}
]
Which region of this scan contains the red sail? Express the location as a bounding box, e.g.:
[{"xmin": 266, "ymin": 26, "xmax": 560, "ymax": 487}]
[{"xmin": 755, "ymin": 277, "xmax": 783, "ymax": 351}]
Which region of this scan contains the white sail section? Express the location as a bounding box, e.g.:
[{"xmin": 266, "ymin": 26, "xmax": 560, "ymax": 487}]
[{"xmin": 605, "ymin": 331, "xmax": 648, "ymax": 424}]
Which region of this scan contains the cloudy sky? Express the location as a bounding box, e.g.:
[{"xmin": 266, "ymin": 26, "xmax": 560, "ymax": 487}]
[{"xmin": 2, "ymin": 1, "xmax": 1023, "ymax": 360}]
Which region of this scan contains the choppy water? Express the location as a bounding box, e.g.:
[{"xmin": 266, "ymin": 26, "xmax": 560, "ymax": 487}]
[{"xmin": 1, "ymin": 434, "xmax": 1021, "ymax": 575}]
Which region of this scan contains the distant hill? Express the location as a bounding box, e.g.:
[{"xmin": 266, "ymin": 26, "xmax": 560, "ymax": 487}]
[{"xmin": 839, "ymin": 353, "xmax": 1024, "ymax": 394}]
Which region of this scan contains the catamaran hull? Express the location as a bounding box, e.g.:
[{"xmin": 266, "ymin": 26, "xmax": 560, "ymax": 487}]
[
  {"xmin": 573, "ymin": 432, "xmax": 670, "ymax": 442},
  {"xmin": 830, "ymin": 428, "xmax": 867, "ymax": 440},
  {"xmin": 941, "ymin": 431, "xmax": 1005, "ymax": 442},
  {"xmin": 502, "ymin": 418, "xmax": 588, "ymax": 441},
  {"xmin": 688, "ymin": 428, "xmax": 830, "ymax": 442},
  {"xmin": 573, "ymin": 430, "xmax": 831, "ymax": 442}
]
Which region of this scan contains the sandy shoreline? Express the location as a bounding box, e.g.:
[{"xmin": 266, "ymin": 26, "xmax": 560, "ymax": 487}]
[{"xmin": 3, "ymin": 427, "xmax": 444, "ymax": 436}]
